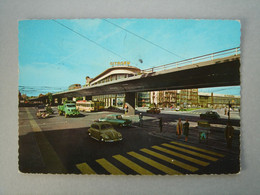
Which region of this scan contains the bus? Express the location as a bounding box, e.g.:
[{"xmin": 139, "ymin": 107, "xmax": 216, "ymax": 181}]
[
  {"xmin": 93, "ymin": 101, "xmax": 105, "ymax": 111},
  {"xmin": 76, "ymin": 100, "xmax": 95, "ymax": 112},
  {"xmin": 76, "ymin": 100, "xmax": 104, "ymax": 112}
]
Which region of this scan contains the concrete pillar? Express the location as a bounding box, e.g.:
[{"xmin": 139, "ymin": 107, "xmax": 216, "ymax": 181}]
[
  {"xmin": 115, "ymin": 94, "xmax": 117, "ymax": 106},
  {"xmin": 110, "ymin": 97, "xmax": 113, "ymax": 106},
  {"xmin": 57, "ymin": 97, "xmax": 62, "ymax": 105},
  {"xmin": 125, "ymin": 92, "xmax": 135, "ymax": 115}
]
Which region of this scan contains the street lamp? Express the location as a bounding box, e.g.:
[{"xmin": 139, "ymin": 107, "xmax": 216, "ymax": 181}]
[{"xmin": 228, "ymin": 101, "xmax": 232, "ymax": 121}]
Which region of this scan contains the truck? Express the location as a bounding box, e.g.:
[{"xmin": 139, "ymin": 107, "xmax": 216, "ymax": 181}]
[{"xmin": 58, "ymin": 100, "xmax": 80, "ymax": 117}]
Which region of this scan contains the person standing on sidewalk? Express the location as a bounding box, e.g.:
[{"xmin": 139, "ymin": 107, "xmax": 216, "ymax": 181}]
[
  {"xmin": 183, "ymin": 119, "xmax": 190, "ymax": 142},
  {"xmin": 225, "ymin": 122, "xmax": 234, "ymax": 148},
  {"xmin": 176, "ymin": 118, "xmax": 183, "ymax": 139}
]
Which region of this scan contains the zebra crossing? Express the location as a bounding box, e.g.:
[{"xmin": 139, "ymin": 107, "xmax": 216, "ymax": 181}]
[{"xmin": 76, "ymin": 141, "xmax": 225, "ymax": 175}]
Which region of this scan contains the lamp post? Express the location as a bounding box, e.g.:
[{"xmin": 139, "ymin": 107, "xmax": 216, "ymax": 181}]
[{"xmin": 228, "ymin": 101, "xmax": 232, "ymax": 121}]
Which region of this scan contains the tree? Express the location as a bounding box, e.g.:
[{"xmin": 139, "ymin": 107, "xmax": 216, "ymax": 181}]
[
  {"xmin": 76, "ymin": 97, "xmax": 83, "ymax": 101},
  {"xmin": 47, "ymin": 93, "xmax": 53, "ymax": 105}
]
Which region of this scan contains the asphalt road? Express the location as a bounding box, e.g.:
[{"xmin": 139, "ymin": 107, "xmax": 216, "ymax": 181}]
[{"xmin": 18, "ymin": 107, "xmax": 240, "ymax": 175}]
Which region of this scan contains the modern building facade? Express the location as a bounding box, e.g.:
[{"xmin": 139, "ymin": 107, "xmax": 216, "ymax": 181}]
[
  {"xmin": 87, "ymin": 65, "xmax": 149, "ymax": 107},
  {"xmin": 151, "ymin": 90, "xmax": 239, "ymax": 109}
]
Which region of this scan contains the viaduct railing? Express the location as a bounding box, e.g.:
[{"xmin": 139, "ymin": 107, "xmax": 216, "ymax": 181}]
[{"xmin": 141, "ymin": 47, "xmax": 240, "ymax": 74}]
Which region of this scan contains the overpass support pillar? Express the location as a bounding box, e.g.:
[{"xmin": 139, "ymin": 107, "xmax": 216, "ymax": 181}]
[
  {"xmin": 57, "ymin": 97, "xmax": 62, "ymax": 105},
  {"xmin": 125, "ymin": 92, "xmax": 135, "ymax": 115}
]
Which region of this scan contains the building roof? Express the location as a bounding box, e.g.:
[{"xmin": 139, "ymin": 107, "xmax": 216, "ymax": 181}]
[{"xmin": 90, "ymin": 66, "xmax": 141, "ymax": 84}]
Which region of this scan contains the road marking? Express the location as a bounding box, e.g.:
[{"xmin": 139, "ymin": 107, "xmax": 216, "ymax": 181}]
[
  {"xmin": 170, "ymin": 141, "xmax": 225, "ymax": 157},
  {"xmin": 96, "ymin": 158, "xmax": 125, "ymax": 175},
  {"xmin": 76, "ymin": 163, "xmax": 96, "ymax": 174},
  {"xmin": 139, "ymin": 149, "xmax": 197, "ymax": 172},
  {"xmin": 128, "ymin": 151, "xmax": 182, "ymax": 175},
  {"xmin": 113, "ymin": 154, "xmax": 154, "ymax": 175},
  {"xmin": 151, "ymin": 146, "xmax": 209, "ymax": 166},
  {"xmin": 162, "ymin": 143, "xmax": 218, "ymax": 161},
  {"xmin": 25, "ymin": 108, "xmax": 67, "ymax": 173}
]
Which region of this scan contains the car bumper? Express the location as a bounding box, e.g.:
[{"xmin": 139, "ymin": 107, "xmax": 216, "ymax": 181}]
[{"xmin": 104, "ymin": 138, "xmax": 123, "ymax": 142}]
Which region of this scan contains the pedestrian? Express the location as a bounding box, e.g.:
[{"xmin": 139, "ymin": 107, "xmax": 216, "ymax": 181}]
[
  {"xmin": 224, "ymin": 122, "xmax": 234, "ymax": 148},
  {"xmin": 183, "ymin": 118, "xmax": 190, "ymax": 142},
  {"xmin": 159, "ymin": 117, "xmax": 163, "ymax": 132},
  {"xmin": 124, "ymin": 104, "xmax": 128, "ymax": 114},
  {"xmin": 176, "ymin": 118, "xmax": 183, "ymax": 139},
  {"xmin": 139, "ymin": 113, "xmax": 143, "ymax": 127}
]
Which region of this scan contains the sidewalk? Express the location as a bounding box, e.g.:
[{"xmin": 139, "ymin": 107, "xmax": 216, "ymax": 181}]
[{"xmin": 125, "ymin": 114, "xmax": 240, "ymax": 155}]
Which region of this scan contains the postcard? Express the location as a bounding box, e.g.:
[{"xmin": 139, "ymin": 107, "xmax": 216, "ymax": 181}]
[{"xmin": 18, "ymin": 19, "xmax": 241, "ymax": 175}]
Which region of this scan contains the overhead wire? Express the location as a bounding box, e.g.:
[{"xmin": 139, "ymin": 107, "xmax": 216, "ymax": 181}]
[
  {"xmin": 52, "ymin": 19, "xmax": 140, "ymax": 68},
  {"xmin": 103, "ymin": 19, "xmax": 185, "ymax": 60}
]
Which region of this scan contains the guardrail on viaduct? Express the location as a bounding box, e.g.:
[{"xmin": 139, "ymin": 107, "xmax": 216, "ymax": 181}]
[{"xmin": 141, "ymin": 47, "xmax": 240, "ymax": 74}]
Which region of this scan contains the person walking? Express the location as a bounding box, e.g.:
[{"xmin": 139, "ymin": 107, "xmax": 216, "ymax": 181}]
[
  {"xmin": 183, "ymin": 119, "xmax": 190, "ymax": 142},
  {"xmin": 176, "ymin": 118, "xmax": 183, "ymax": 139}
]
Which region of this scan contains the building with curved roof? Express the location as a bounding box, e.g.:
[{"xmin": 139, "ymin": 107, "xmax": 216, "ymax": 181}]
[{"xmin": 87, "ymin": 65, "xmax": 150, "ymax": 108}]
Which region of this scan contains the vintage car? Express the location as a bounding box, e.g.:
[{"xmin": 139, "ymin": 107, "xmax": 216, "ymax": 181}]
[
  {"xmin": 58, "ymin": 101, "xmax": 80, "ymax": 117},
  {"xmin": 88, "ymin": 122, "xmax": 123, "ymax": 142},
  {"xmin": 36, "ymin": 109, "xmax": 50, "ymax": 119},
  {"xmin": 98, "ymin": 114, "xmax": 132, "ymax": 127},
  {"xmin": 200, "ymin": 111, "xmax": 220, "ymax": 120},
  {"xmin": 146, "ymin": 107, "xmax": 161, "ymax": 114}
]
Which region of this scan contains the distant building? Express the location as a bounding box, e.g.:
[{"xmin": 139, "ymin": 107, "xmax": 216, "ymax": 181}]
[
  {"xmin": 68, "ymin": 84, "xmax": 81, "ymax": 90},
  {"xmin": 198, "ymin": 92, "xmax": 240, "ymax": 108},
  {"xmin": 151, "ymin": 89, "xmax": 198, "ymax": 108}
]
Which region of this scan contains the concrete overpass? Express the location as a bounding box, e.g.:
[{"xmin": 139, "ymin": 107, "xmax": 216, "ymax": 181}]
[{"xmin": 33, "ymin": 47, "xmax": 241, "ymax": 115}]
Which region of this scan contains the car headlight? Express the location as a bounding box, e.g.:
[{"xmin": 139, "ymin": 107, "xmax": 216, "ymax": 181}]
[{"xmin": 102, "ymin": 134, "xmax": 109, "ymax": 139}]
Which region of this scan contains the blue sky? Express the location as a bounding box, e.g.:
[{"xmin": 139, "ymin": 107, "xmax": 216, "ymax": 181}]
[{"xmin": 18, "ymin": 19, "xmax": 241, "ymax": 96}]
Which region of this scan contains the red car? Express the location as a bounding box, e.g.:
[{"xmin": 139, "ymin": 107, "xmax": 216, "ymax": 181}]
[{"xmin": 146, "ymin": 108, "xmax": 160, "ymax": 114}]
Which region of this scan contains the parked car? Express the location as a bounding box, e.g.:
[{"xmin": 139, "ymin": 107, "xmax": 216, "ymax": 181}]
[
  {"xmin": 200, "ymin": 111, "xmax": 220, "ymax": 120},
  {"xmin": 36, "ymin": 109, "xmax": 50, "ymax": 119},
  {"xmin": 88, "ymin": 122, "xmax": 123, "ymax": 142},
  {"xmin": 46, "ymin": 106, "xmax": 54, "ymax": 114},
  {"xmin": 146, "ymin": 107, "xmax": 160, "ymax": 114},
  {"xmin": 98, "ymin": 114, "xmax": 132, "ymax": 127}
]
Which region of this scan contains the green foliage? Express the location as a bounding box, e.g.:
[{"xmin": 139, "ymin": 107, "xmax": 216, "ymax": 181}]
[
  {"xmin": 76, "ymin": 97, "xmax": 83, "ymax": 101},
  {"xmin": 47, "ymin": 93, "xmax": 53, "ymax": 105}
]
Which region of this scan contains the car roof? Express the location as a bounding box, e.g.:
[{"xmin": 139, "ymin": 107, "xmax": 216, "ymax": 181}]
[
  {"xmin": 107, "ymin": 114, "xmax": 121, "ymax": 116},
  {"xmin": 92, "ymin": 121, "xmax": 113, "ymax": 126}
]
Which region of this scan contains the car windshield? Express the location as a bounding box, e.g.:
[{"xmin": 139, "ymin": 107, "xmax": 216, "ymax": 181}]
[
  {"xmin": 101, "ymin": 124, "xmax": 113, "ymax": 130},
  {"xmin": 67, "ymin": 104, "xmax": 76, "ymax": 107},
  {"xmin": 116, "ymin": 115, "xmax": 122, "ymax": 119}
]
